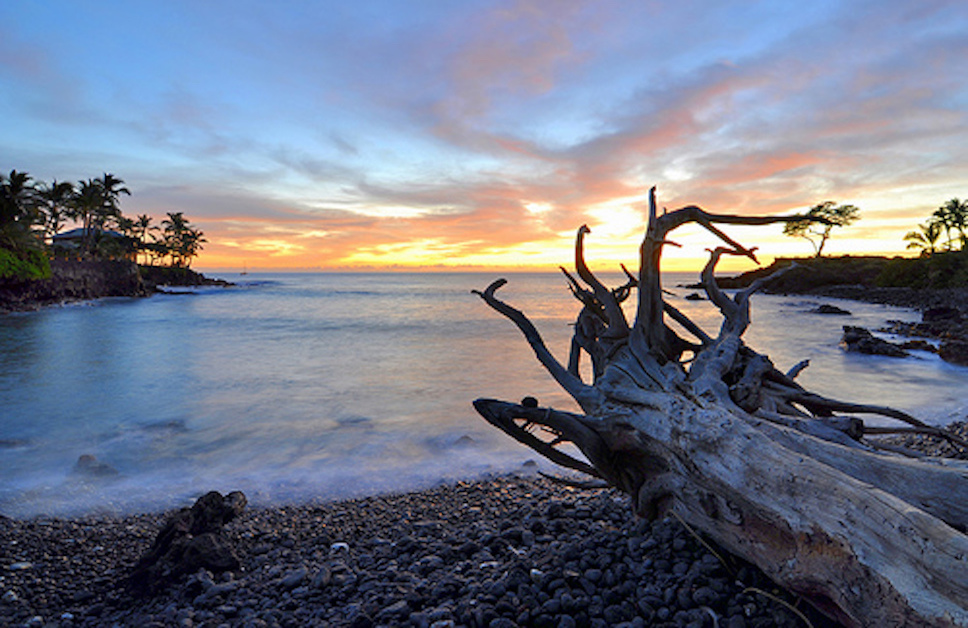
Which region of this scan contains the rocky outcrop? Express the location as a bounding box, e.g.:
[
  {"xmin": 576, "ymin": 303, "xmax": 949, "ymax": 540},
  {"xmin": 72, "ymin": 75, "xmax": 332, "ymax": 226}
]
[
  {"xmin": 840, "ymin": 326, "xmax": 908, "ymax": 357},
  {"xmin": 0, "ymin": 259, "xmax": 147, "ymax": 312},
  {"xmin": 886, "ymin": 306, "xmax": 968, "ymax": 366},
  {"xmin": 721, "ymin": 252, "xmax": 968, "ymax": 293},
  {"xmin": 0, "ymin": 260, "xmax": 232, "ymax": 312},
  {"xmin": 810, "ymin": 303, "xmax": 852, "ymax": 315},
  {"xmin": 939, "ymin": 339, "xmax": 968, "ymax": 366},
  {"xmin": 138, "ymin": 265, "xmax": 232, "ymax": 290}
]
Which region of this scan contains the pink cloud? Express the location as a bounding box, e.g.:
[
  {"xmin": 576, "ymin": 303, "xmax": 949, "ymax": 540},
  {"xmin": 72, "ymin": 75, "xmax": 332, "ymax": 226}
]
[
  {"xmin": 0, "ymin": 29, "xmax": 47, "ymax": 78},
  {"xmin": 442, "ymin": 1, "xmax": 590, "ymax": 117}
]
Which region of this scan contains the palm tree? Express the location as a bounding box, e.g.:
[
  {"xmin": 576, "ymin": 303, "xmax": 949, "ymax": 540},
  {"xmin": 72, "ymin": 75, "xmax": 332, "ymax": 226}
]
[
  {"xmin": 37, "ymin": 179, "xmax": 75, "ymax": 241},
  {"xmin": 69, "ymin": 179, "xmax": 103, "ymax": 256},
  {"xmin": 943, "ymin": 198, "xmax": 967, "ymax": 250},
  {"xmin": 161, "ymin": 211, "xmax": 205, "ymax": 267},
  {"xmin": 96, "ymin": 173, "xmax": 130, "ymax": 200},
  {"xmin": 932, "ymin": 198, "xmax": 968, "ymax": 251},
  {"xmin": 89, "ymin": 173, "xmax": 130, "ymax": 233},
  {"xmin": 0, "ymin": 170, "xmax": 43, "ymax": 251},
  {"xmin": 179, "ymin": 227, "xmax": 207, "ymax": 268},
  {"xmin": 161, "ymin": 212, "xmax": 188, "ymax": 266},
  {"xmin": 67, "ymin": 174, "xmax": 132, "ymax": 258},
  {"xmin": 132, "ymin": 214, "xmax": 158, "ymax": 265},
  {"xmin": 904, "ymin": 221, "xmax": 943, "ymax": 256},
  {"xmin": 161, "ymin": 211, "xmax": 186, "ymax": 264}
]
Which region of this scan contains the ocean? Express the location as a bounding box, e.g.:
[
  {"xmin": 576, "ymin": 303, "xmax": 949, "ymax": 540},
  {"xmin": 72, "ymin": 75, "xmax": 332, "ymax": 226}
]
[{"xmin": 2, "ymin": 271, "xmax": 967, "ymax": 518}]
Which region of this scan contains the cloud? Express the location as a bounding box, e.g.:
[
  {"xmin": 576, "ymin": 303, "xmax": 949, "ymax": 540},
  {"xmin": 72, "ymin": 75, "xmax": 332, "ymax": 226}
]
[
  {"xmin": 436, "ymin": 1, "xmax": 590, "ymax": 120},
  {"xmin": 6, "ymin": 1, "xmax": 968, "ymax": 270},
  {"xmin": 0, "ymin": 26, "xmax": 47, "ymax": 79}
]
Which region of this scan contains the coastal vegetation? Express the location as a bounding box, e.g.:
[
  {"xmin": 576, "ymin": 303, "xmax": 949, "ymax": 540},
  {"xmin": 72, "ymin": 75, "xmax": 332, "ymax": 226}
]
[
  {"xmin": 0, "ymin": 169, "xmax": 205, "ymax": 283},
  {"xmin": 718, "ymin": 250, "xmax": 968, "ymax": 293}
]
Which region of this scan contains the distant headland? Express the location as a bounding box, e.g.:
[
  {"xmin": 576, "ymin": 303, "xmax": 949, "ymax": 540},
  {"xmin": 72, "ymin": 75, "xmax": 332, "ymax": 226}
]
[{"xmin": 717, "ymin": 251, "xmax": 968, "ymax": 310}]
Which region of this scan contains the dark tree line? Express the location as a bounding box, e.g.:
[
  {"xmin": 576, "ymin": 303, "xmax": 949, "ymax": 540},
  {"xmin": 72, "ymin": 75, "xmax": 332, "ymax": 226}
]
[{"xmin": 1, "ymin": 170, "xmax": 205, "ymax": 280}]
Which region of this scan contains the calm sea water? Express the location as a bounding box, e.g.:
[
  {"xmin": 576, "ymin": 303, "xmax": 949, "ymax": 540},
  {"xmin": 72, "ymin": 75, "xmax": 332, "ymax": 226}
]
[{"xmin": 2, "ymin": 272, "xmax": 967, "ymax": 518}]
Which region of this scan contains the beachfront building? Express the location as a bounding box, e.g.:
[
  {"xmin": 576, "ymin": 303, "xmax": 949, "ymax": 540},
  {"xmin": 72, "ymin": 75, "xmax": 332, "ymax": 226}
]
[{"xmin": 51, "ymin": 227, "xmax": 136, "ymax": 261}]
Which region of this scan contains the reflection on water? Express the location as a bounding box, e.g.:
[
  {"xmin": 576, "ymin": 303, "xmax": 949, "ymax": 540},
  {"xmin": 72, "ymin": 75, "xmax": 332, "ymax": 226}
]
[{"xmin": 1, "ymin": 271, "xmax": 966, "ymax": 517}]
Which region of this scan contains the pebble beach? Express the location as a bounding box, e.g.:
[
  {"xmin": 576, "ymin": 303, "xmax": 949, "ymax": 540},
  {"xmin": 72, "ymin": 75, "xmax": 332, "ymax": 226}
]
[{"xmin": 1, "ymin": 473, "xmax": 845, "ymax": 628}]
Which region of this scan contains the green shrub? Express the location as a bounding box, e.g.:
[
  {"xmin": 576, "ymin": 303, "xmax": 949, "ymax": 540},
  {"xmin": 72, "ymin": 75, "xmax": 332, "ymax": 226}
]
[
  {"xmin": 0, "ymin": 247, "xmax": 51, "ymax": 282},
  {"xmin": 875, "ymin": 251, "xmax": 968, "ymax": 289}
]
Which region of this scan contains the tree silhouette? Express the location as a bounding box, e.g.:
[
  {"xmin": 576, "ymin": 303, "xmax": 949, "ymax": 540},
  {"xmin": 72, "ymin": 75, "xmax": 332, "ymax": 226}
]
[
  {"xmin": 37, "ymin": 179, "xmax": 75, "ymax": 241},
  {"xmin": 782, "ymin": 201, "xmax": 860, "ymax": 257},
  {"xmin": 0, "ymin": 170, "xmax": 50, "ymax": 280},
  {"xmin": 0, "ymin": 170, "xmax": 43, "ymax": 251},
  {"xmin": 4, "ymin": 168, "xmax": 207, "ymax": 271},
  {"xmin": 932, "ymin": 198, "xmax": 968, "ymax": 251},
  {"xmin": 161, "ymin": 211, "xmax": 206, "ymax": 268},
  {"xmin": 67, "ymin": 175, "xmax": 132, "ymax": 258},
  {"xmin": 903, "ymin": 220, "xmax": 943, "ymax": 255},
  {"xmin": 132, "ymin": 214, "xmax": 158, "ymax": 265}
]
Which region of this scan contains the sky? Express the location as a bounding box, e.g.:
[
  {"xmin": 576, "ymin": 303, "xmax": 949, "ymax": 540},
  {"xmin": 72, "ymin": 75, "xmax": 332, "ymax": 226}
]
[{"xmin": 2, "ymin": 1, "xmax": 967, "ymax": 273}]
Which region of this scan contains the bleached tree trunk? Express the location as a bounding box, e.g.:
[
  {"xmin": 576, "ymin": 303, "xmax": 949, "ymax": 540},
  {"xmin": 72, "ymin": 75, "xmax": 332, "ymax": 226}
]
[{"xmin": 473, "ymin": 188, "xmax": 968, "ymax": 627}]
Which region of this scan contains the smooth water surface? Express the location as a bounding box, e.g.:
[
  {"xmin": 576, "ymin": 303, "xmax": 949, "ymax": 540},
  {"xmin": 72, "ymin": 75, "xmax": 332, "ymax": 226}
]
[{"xmin": 1, "ymin": 272, "xmax": 966, "ymax": 517}]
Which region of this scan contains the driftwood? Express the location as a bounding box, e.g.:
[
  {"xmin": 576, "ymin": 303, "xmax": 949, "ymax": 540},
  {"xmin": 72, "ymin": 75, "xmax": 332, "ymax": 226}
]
[
  {"xmin": 127, "ymin": 490, "xmax": 247, "ymax": 596},
  {"xmin": 473, "ymin": 188, "xmax": 968, "ymax": 627}
]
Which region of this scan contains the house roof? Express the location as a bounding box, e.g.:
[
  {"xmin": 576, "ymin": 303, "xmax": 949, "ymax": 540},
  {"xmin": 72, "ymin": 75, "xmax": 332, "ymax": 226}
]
[{"xmin": 53, "ymin": 227, "xmax": 126, "ymax": 240}]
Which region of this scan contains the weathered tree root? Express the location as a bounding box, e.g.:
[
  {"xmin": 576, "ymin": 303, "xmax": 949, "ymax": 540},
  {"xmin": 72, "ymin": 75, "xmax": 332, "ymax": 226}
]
[
  {"xmin": 126, "ymin": 490, "xmax": 247, "ymax": 596},
  {"xmin": 473, "ymin": 188, "xmax": 968, "ymax": 627}
]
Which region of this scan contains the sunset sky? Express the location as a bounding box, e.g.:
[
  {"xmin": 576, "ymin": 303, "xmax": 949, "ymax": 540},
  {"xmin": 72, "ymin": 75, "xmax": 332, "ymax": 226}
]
[{"xmin": 2, "ymin": 1, "xmax": 967, "ymax": 273}]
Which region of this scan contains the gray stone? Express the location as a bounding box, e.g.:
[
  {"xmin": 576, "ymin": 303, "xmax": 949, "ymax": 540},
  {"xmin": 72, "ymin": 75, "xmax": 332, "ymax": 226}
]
[{"xmin": 840, "ymin": 326, "xmax": 908, "ymax": 357}]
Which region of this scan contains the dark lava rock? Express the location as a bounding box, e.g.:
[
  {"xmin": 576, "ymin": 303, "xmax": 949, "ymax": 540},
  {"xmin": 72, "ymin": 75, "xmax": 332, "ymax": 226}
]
[
  {"xmin": 923, "ymin": 306, "xmax": 963, "ymax": 323},
  {"xmin": 0, "ymin": 259, "xmax": 147, "ymax": 312},
  {"xmin": 0, "ymin": 259, "xmax": 231, "ymax": 313},
  {"xmin": 810, "ymin": 304, "xmax": 851, "ymax": 315},
  {"xmin": 898, "ymin": 339, "xmax": 937, "ymax": 352},
  {"xmin": 939, "ymin": 339, "xmax": 968, "ymax": 366},
  {"xmin": 139, "ymin": 265, "xmax": 233, "ymax": 290},
  {"xmin": 126, "ymin": 490, "xmax": 247, "ymax": 596},
  {"xmin": 840, "ymin": 326, "xmax": 908, "ymax": 357},
  {"xmin": 883, "ymin": 304, "xmax": 968, "ymax": 365},
  {"xmin": 72, "ymin": 454, "xmax": 119, "ymax": 478}
]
